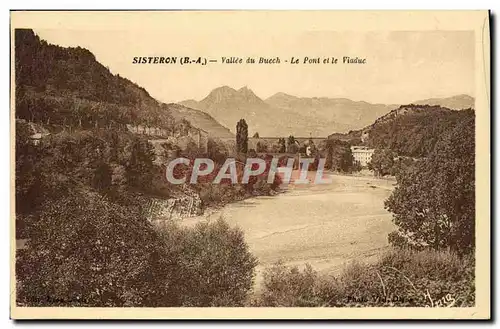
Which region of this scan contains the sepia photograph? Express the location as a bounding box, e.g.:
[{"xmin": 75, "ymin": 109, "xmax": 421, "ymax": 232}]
[{"xmin": 9, "ymin": 10, "xmax": 490, "ymax": 319}]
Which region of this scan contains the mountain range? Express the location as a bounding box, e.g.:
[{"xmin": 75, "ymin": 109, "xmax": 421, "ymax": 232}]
[
  {"xmin": 17, "ymin": 29, "xmax": 474, "ymax": 141},
  {"xmin": 180, "ymin": 87, "xmax": 474, "ymax": 137}
]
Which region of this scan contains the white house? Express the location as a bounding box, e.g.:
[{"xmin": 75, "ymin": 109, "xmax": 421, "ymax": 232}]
[{"xmin": 351, "ymin": 145, "xmax": 375, "ymax": 167}]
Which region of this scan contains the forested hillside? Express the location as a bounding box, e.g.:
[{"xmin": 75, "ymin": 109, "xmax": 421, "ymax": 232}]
[
  {"xmin": 15, "ymin": 29, "xmax": 178, "ymax": 132},
  {"xmin": 15, "ymin": 28, "xmax": 233, "ymax": 138},
  {"xmin": 364, "ymin": 105, "xmax": 475, "ymax": 157}
]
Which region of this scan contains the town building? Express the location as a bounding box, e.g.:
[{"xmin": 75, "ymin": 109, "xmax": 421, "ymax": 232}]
[{"xmin": 351, "ymin": 145, "xmax": 375, "ymax": 167}]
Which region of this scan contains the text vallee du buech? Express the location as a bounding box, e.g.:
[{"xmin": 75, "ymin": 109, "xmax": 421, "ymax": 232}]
[{"xmin": 132, "ymin": 56, "xmax": 367, "ymax": 65}]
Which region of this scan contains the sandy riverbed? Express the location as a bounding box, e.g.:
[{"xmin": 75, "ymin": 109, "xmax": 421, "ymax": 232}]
[{"xmin": 181, "ymin": 173, "xmax": 397, "ymax": 288}]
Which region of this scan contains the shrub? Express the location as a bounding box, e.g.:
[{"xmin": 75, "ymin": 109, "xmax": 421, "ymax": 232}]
[
  {"xmin": 16, "ymin": 190, "xmax": 170, "ymax": 307},
  {"xmin": 160, "ymin": 218, "xmax": 258, "ymax": 306},
  {"xmin": 377, "ymin": 249, "xmax": 475, "ymax": 307},
  {"xmin": 257, "ymin": 262, "xmax": 323, "ymax": 307},
  {"xmin": 17, "ymin": 195, "xmax": 258, "ymax": 307},
  {"xmin": 255, "ymin": 248, "xmax": 475, "ymax": 307},
  {"xmin": 198, "ymin": 184, "xmax": 247, "ymax": 208}
]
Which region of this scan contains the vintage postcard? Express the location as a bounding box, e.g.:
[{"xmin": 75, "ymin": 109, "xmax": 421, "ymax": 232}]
[{"xmin": 10, "ymin": 11, "xmax": 490, "ymax": 319}]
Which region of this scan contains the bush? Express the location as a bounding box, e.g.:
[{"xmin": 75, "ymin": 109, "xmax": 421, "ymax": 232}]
[
  {"xmin": 160, "ymin": 218, "xmax": 258, "ymax": 306},
  {"xmin": 256, "ymin": 262, "xmax": 323, "ymax": 307},
  {"xmin": 16, "ymin": 189, "xmax": 258, "ymax": 307},
  {"xmin": 255, "ymin": 248, "xmax": 474, "ymax": 307},
  {"xmin": 377, "ymin": 249, "xmax": 475, "ymax": 307},
  {"xmin": 198, "ymin": 184, "xmax": 247, "ymax": 208},
  {"xmin": 16, "ymin": 190, "xmax": 170, "ymax": 307}
]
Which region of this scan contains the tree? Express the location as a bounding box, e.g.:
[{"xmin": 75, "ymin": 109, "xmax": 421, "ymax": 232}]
[
  {"xmin": 15, "ymin": 120, "xmax": 42, "ymax": 215},
  {"xmin": 391, "ymin": 156, "xmax": 416, "ymax": 177},
  {"xmin": 16, "ymin": 191, "xmax": 172, "ymax": 307},
  {"xmin": 321, "ymin": 139, "xmax": 354, "ymax": 172},
  {"xmin": 236, "ymin": 119, "xmax": 248, "ymax": 154},
  {"xmin": 256, "ymin": 141, "xmax": 268, "ymax": 153},
  {"xmin": 207, "ymin": 138, "xmax": 227, "ymax": 164},
  {"xmin": 287, "ymin": 135, "xmax": 298, "ymax": 153},
  {"xmin": 181, "ymin": 139, "xmax": 202, "ymax": 160},
  {"xmin": 352, "ymin": 160, "xmax": 362, "ymax": 172},
  {"xmin": 159, "ymin": 218, "xmax": 258, "ymax": 306},
  {"xmin": 160, "ymin": 141, "xmax": 180, "ymax": 161},
  {"xmin": 384, "ymin": 113, "xmax": 475, "ymax": 253},
  {"xmin": 16, "ymin": 185, "xmax": 259, "ymax": 308},
  {"xmin": 368, "ymin": 148, "xmax": 396, "ymax": 176},
  {"xmin": 253, "ymin": 132, "xmax": 260, "ymax": 138},
  {"xmin": 333, "ymin": 147, "xmax": 354, "ymax": 172},
  {"xmin": 125, "ymin": 137, "xmax": 156, "ymax": 188},
  {"xmin": 278, "ymin": 138, "xmax": 286, "ymax": 153}
]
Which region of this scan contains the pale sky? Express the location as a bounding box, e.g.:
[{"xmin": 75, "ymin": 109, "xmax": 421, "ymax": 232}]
[{"xmin": 34, "ymin": 29, "xmax": 475, "ymax": 104}]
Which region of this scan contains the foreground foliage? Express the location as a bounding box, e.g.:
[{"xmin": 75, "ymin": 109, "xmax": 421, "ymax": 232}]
[
  {"xmin": 16, "ymin": 192, "xmax": 257, "ymax": 307},
  {"xmin": 385, "ymin": 111, "xmax": 475, "ymax": 252},
  {"xmin": 255, "ymin": 248, "xmax": 474, "ymax": 307}
]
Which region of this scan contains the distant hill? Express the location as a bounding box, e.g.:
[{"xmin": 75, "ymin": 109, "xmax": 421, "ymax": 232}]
[
  {"xmin": 15, "ymin": 29, "xmax": 168, "ymax": 129},
  {"xmin": 180, "ymin": 87, "xmax": 353, "ymax": 137},
  {"xmin": 14, "ymin": 29, "xmax": 230, "ymax": 138},
  {"xmin": 412, "ymin": 94, "xmax": 474, "ymax": 110},
  {"xmin": 359, "ymin": 104, "xmax": 475, "ymax": 157},
  {"xmin": 167, "ymin": 103, "xmax": 233, "ymax": 138},
  {"xmin": 181, "ymin": 86, "xmax": 474, "ymax": 137},
  {"xmin": 265, "ymin": 92, "xmax": 396, "ymax": 134},
  {"xmin": 179, "ymin": 99, "xmax": 201, "ymax": 110}
]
